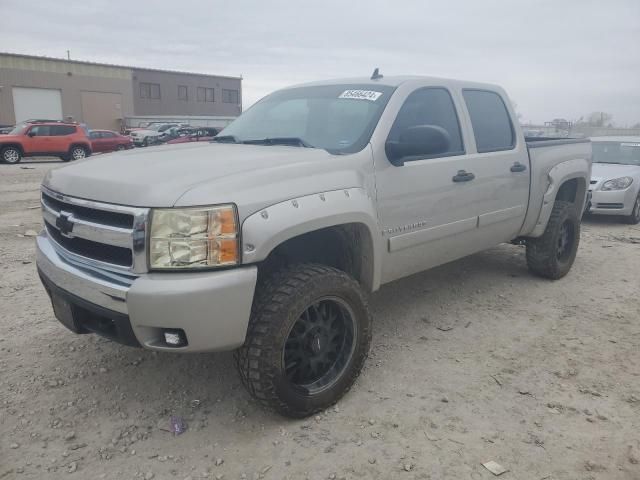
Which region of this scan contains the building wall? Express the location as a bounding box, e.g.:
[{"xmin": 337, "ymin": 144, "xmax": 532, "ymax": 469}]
[
  {"xmin": 0, "ymin": 53, "xmax": 242, "ymax": 129},
  {"xmin": 131, "ymin": 69, "xmax": 242, "ymax": 118},
  {"xmin": 0, "ymin": 54, "xmax": 134, "ymax": 128}
]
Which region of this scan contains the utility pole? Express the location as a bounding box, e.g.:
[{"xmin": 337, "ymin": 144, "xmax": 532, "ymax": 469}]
[{"xmin": 66, "ymin": 50, "xmax": 70, "ymax": 60}]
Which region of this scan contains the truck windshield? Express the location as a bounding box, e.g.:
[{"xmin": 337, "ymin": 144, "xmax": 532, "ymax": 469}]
[
  {"xmin": 219, "ymin": 84, "xmax": 396, "ymax": 154},
  {"xmin": 592, "ymin": 141, "xmax": 640, "ymax": 166}
]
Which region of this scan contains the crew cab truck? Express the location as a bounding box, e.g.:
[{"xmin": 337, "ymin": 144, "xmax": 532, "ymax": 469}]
[{"xmin": 36, "ymin": 74, "xmax": 591, "ymax": 417}]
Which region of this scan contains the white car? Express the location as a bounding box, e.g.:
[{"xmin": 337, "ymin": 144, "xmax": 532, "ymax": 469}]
[
  {"xmin": 129, "ymin": 123, "xmax": 179, "ymax": 147},
  {"xmin": 588, "ymin": 136, "xmax": 640, "ymax": 224}
]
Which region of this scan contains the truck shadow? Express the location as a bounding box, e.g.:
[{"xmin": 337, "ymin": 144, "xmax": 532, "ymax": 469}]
[{"xmin": 77, "ymin": 243, "xmax": 534, "ymax": 423}]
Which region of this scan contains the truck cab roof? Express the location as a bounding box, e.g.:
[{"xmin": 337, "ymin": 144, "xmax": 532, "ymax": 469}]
[{"xmin": 288, "ymin": 75, "xmax": 504, "ymax": 92}]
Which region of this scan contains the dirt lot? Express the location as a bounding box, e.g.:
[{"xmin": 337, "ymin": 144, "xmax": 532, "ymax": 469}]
[{"xmin": 1, "ymin": 159, "xmax": 639, "ymax": 480}]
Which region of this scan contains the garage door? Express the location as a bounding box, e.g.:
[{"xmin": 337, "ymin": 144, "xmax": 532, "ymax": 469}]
[
  {"xmin": 81, "ymin": 91, "xmax": 123, "ymax": 131},
  {"xmin": 12, "ymin": 87, "xmax": 63, "ymax": 123}
]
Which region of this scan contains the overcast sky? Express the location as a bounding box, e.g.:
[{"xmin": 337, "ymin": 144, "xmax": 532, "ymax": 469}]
[{"xmin": 1, "ymin": 0, "xmax": 638, "ymax": 125}]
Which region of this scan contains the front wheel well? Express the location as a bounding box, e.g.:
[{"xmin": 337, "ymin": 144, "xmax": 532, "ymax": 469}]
[
  {"xmin": 258, "ymin": 223, "xmax": 375, "ymax": 292},
  {"xmin": 1, "ymin": 143, "xmax": 24, "ymax": 155}
]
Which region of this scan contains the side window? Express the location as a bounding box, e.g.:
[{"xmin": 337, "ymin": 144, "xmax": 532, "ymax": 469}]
[
  {"xmin": 51, "ymin": 125, "xmax": 76, "ymax": 136},
  {"xmin": 222, "ymin": 89, "xmax": 239, "ymax": 104},
  {"xmin": 89, "ymin": 131, "xmax": 100, "ymax": 139},
  {"xmin": 462, "ymin": 90, "xmax": 514, "ymax": 152},
  {"xmin": 150, "ymin": 83, "xmax": 161, "ymax": 100},
  {"xmin": 140, "ymin": 82, "xmax": 161, "ymax": 99},
  {"xmin": 102, "ymin": 132, "xmax": 115, "ymax": 138},
  {"xmin": 388, "ymin": 87, "xmax": 464, "ymax": 158},
  {"xmin": 29, "ymin": 125, "xmax": 52, "ymax": 136},
  {"xmin": 140, "ymin": 83, "xmax": 150, "ymax": 99},
  {"xmin": 178, "ymin": 85, "xmax": 188, "ymax": 101}
]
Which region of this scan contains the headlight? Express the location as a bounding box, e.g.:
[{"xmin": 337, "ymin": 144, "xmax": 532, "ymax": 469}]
[
  {"xmin": 601, "ymin": 176, "xmax": 633, "ymax": 191},
  {"xmin": 149, "ymin": 205, "xmax": 239, "ymax": 269}
]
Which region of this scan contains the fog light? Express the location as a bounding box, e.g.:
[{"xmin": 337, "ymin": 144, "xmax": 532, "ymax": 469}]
[{"xmin": 163, "ymin": 329, "xmax": 187, "ymax": 347}]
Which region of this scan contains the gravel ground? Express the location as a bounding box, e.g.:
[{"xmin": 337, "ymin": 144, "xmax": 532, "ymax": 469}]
[{"xmin": 1, "ymin": 159, "xmax": 639, "ymax": 480}]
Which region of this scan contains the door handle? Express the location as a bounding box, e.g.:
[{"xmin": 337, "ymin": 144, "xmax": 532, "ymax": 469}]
[
  {"xmin": 452, "ymin": 170, "xmax": 475, "ymax": 182},
  {"xmin": 510, "ymin": 162, "xmax": 527, "ymax": 173}
]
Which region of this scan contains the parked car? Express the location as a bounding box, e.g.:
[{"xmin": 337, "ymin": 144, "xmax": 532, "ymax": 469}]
[
  {"xmin": 587, "ymin": 136, "xmax": 640, "ymax": 224},
  {"xmin": 129, "ymin": 123, "xmax": 181, "ymax": 146},
  {"xmin": 90, "ymin": 130, "xmax": 133, "ymax": 153},
  {"xmin": 36, "ymin": 74, "xmax": 591, "ymax": 417},
  {"xmin": 166, "ymin": 127, "xmax": 221, "ymax": 144},
  {"xmin": 0, "ymin": 120, "xmax": 92, "ymax": 164},
  {"xmin": 123, "ymin": 122, "xmax": 166, "ymax": 136},
  {"xmin": 0, "ymin": 124, "xmax": 13, "ymax": 135}
]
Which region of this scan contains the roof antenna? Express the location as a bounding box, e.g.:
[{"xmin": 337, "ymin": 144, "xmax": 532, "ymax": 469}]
[{"xmin": 370, "ymin": 67, "xmax": 383, "ymax": 80}]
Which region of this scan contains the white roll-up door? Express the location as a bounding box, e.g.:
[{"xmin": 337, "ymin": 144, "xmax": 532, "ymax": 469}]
[{"xmin": 12, "ymin": 87, "xmax": 63, "ymax": 123}]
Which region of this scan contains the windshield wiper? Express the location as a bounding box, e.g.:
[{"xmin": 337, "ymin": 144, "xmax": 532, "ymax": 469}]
[
  {"xmin": 241, "ymin": 137, "xmax": 315, "ymax": 148},
  {"xmin": 212, "ymin": 135, "xmax": 239, "ymax": 143}
]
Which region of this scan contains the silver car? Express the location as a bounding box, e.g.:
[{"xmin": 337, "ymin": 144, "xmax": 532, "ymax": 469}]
[{"xmin": 588, "ymin": 136, "xmax": 640, "ymax": 224}]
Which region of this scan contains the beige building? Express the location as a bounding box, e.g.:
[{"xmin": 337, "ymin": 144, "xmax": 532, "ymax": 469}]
[{"xmin": 0, "ymin": 52, "xmax": 242, "ymax": 131}]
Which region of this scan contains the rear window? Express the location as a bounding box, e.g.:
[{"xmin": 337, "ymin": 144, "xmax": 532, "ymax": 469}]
[
  {"xmin": 51, "ymin": 125, "xmax": 76, "ymax": 135},
  {"xmin": 463, "ymin": 90, "xmax": 515, "ymax": 153}
]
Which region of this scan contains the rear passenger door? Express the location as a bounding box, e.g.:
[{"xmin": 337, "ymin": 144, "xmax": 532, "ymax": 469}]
[
  {"xmin": 374, "ymin": 87, "xmax": 486, "ymax": 282},
  {"xmin": 460, "ymin": 89, "xmax": 529, "ymax": 242},
  {"xmin": 50, "ymin": 125, "xmax": 77, "ymax": 153}
]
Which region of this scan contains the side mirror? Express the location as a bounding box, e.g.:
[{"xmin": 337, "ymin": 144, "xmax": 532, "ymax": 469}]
[
  {"xmin": 385, "ymin": 125, "xmax": 451, "ymax": 166},
  {"xmin": 27, "ymin": 131, "xmax": 36, "ymax": 137}
]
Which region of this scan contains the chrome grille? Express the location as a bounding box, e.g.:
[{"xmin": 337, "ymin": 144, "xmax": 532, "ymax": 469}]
[{"xmin": 41, "ymin": 186, "xmax": 149, "ymax": 274}]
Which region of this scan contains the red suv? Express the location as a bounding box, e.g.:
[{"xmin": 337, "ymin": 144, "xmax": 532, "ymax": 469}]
[{"xmin": 0, "ymin": 120, "xmax": 92, "ymax": 164}]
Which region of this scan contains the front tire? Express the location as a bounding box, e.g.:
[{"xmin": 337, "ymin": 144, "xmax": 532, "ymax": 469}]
[
  {"xmin": 235, "ymin": 264, "xmax": 372, "ymax": 418},
  {"xmin": 526, "ymin": 201, "xmax": 580, "ymax": 279},
  {"xmin": 1, "ymin": 146, "xmax": 22, "ymax": 164},
  {"xmin": 623, "ymin": 193, "xmax": 640, "ymax": 225}
]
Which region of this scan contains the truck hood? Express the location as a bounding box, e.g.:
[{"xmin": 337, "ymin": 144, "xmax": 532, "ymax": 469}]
[{"xmin": 43, "ymin": 142, "xmax": 371, "ymax": 216}]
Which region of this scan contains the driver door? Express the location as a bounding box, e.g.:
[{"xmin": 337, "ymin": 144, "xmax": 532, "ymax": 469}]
[
  {"xmin": 22, "ymin": 125, "xmax": 53, "ymax": 154},
  {"xmin": 374, "ymin": 87, "xmax": 485, "ymax": 283}
]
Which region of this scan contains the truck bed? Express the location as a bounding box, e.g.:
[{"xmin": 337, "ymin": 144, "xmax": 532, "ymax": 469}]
[{"xmin": 519, "ymin": 137, "xmax": 592, "ymax": 237}]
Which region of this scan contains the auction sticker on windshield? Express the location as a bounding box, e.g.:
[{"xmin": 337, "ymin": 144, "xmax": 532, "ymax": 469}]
[{"xmin": 339, "ymin": 90, "xmax": 383, "ymax": 101}]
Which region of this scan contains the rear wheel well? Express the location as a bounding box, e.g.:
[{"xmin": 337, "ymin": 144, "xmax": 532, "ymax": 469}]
[
  {"xmin": 258, "ymin": 224, "xmax": 375, "ymax": 292},
  {"xmin": 69, "ymin": 143, "xmax": 89, "ymax": 153},
  {"xmin": 556, "ymin": 178, "xmax": 582, "ymax": 204}
]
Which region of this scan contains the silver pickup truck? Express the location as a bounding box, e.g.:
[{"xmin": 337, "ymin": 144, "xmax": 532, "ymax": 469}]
[{"xmin": 36, "ymin": 74, "xmax": 591, "ymax": 417}]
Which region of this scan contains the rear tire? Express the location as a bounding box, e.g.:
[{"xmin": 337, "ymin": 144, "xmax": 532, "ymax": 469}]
[
  {"xmin": 1, "ymin": 146, "xmax": 22, "ymax": 164},
  {"xmin": 623, "ymin": 194, "xmax": 640, "ymax": 225},
  {"xmin": 235, "ymin": 264, "xmax": 372, "ymax": 418},
  {"xmin": 69, "ymin": 146, "xmax": 88, "ymax": 161},
  {"xmin": 526, "ymin": 201, "xmax": 580, "ymax": 279}
]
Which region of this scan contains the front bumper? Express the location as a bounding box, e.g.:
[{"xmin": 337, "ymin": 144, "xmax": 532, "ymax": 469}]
[
  {"xmin": 588, "ymin": 187, "xmax": 637, "ymax": 216},
  {"xmin": 36, "ymin": 232, "xmax": 258, "ymax": 352}
]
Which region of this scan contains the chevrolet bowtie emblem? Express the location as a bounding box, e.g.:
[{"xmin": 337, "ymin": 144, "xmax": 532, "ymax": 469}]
[{"xmin": 56, "ymin": 213, "xmax": 75, "ymax": 237}]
